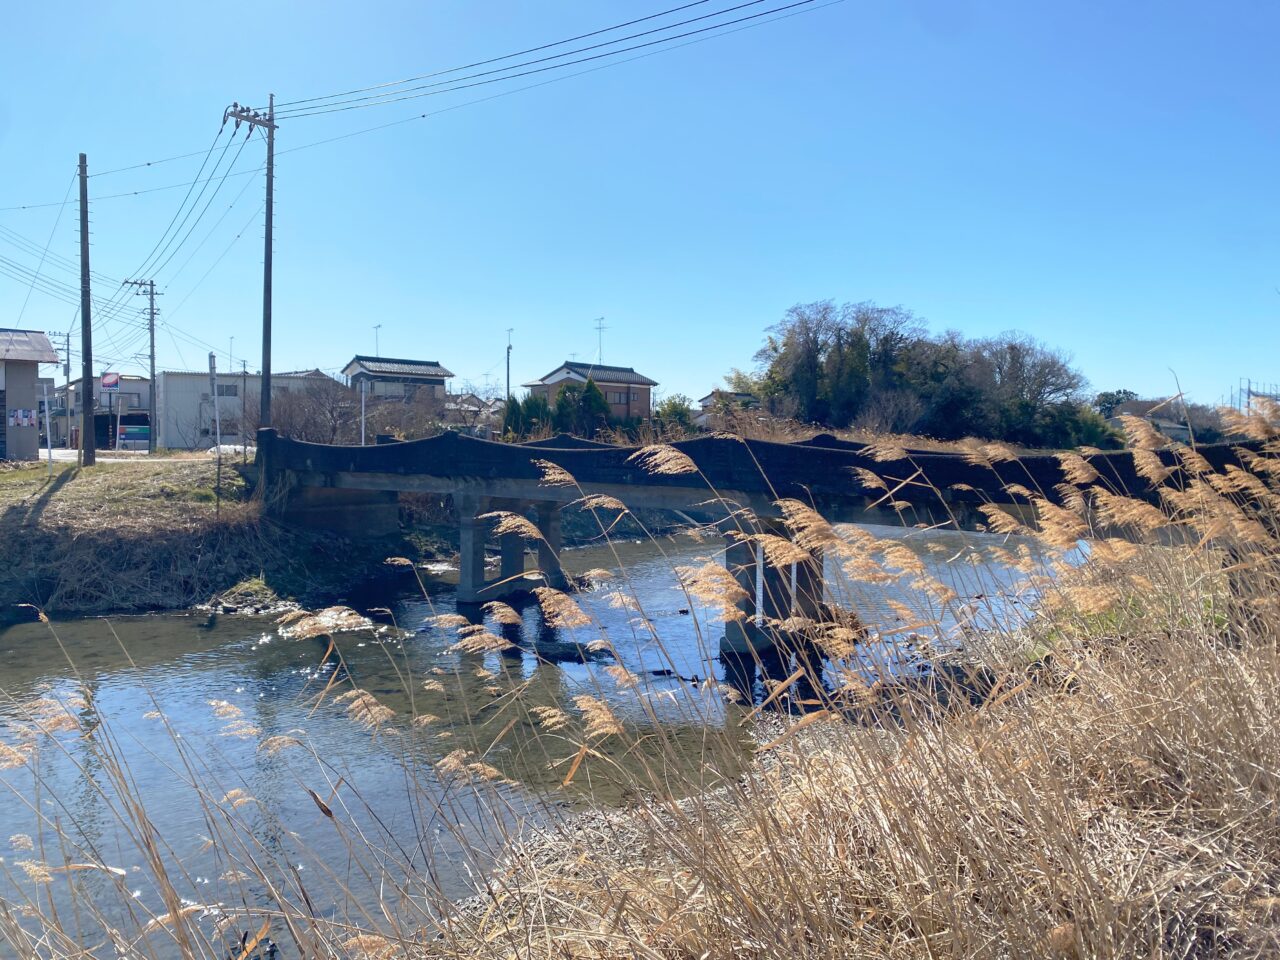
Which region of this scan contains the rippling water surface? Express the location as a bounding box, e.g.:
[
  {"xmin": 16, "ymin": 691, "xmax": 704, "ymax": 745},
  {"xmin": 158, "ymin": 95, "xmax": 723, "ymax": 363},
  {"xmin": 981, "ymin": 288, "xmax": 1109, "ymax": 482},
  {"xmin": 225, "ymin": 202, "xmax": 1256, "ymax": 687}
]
[{"xmin": 0, "ymin": 523, "xmax": 1044, "ymax": 946}]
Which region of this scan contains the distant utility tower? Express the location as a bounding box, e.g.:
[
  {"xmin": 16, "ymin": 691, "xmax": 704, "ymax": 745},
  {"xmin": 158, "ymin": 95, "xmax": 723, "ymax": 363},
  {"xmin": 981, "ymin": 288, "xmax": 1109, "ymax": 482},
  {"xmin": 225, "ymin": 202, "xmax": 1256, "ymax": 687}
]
[
  {"xmin": 594, "ymin": 317, "xmax": 607, "ymax": 364},
  {"xmin": 506, "ymin": 328, "xmax": 513, "ymax": 399},
  {"xmin": 123, "ymin": 279, "xmax": 161, "ymax": 453}
]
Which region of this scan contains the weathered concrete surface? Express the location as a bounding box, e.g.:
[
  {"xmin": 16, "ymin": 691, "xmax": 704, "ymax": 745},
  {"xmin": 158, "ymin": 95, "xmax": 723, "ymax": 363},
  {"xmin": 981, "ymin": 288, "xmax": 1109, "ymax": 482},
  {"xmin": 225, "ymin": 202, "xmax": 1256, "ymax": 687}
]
[{"xmin": 278, "ymin": 486, "xmax": 401, "ymax": 539}]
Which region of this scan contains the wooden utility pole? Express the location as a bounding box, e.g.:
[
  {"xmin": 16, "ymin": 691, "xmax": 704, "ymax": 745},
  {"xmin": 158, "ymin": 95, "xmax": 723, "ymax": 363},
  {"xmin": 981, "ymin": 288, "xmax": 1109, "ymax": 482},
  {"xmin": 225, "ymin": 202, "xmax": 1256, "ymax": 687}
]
[
  {"xmin": 124, "ymin": 279, "xmax": 160, "ymax": 453},
  {"xmin": 78, "ymin": 153, "xmax": 95, "ymax": 467},
  {"xmin": 62, "ymin": 330, "xmax": 71, "ymax": 448},
  {"xmin": 209, "ymin": 352, "xmax": 222, "ymax": 517},
  {"xmin": 224, "ymin": 96, "xmax": 276, "ymax": 428}
]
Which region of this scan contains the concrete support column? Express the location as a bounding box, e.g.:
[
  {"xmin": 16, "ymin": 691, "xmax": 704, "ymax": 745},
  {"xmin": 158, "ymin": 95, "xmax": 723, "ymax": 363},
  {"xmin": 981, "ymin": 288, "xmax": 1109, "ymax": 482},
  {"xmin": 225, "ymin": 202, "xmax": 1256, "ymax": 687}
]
[
  {"xmin": 457, "ymin": 496, "xmax": 490, "ymax": 604},
  {"xmin": 794, "ymin": 547, "xmax": 825, "ymax": 621},
  {"xmin": 534, "ymin": 502, "xmax": 568, "ymax": 590},
  {"xmin": 499, "ymin": 531, "xmax": 526, "ymax": 587},
  {"xmin": 721, "ymin": 532, "xmax": 760, "ymax": 655},
  {"xmin": 760, "ymin": 557, "xmax": 791, "ymax": 622}
]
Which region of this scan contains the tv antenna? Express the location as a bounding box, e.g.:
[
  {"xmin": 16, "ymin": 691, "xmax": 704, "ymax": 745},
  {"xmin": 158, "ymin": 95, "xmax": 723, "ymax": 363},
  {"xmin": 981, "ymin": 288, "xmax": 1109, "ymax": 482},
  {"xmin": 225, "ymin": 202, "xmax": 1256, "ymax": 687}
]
[{"xmin": 594, "ymin": 317, "xmax": 607, "ymax": 364}]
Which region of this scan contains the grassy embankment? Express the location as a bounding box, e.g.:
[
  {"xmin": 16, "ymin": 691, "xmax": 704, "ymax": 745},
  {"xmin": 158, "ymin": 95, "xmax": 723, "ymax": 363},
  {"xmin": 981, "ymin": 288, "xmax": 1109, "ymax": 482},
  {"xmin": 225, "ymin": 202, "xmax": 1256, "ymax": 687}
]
[
  {"xmin": 0, "ymin": 458, "xmax": 688, "ymax": 621},
  {"xmin": 3, "ymin": 407, "xmax": 1279, "ymax": 958},
  {"xmin": 0, "ymin": 459, "xmax": 449, "ymax": 620}
]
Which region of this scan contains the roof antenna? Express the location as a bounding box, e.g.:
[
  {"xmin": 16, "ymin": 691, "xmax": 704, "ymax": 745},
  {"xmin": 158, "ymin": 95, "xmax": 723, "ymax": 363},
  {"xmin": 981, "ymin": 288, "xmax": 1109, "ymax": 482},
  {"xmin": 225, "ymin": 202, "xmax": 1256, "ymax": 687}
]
[{"xmin": 594, "ymin": 317, "xmax": 607, "ymax": 364}]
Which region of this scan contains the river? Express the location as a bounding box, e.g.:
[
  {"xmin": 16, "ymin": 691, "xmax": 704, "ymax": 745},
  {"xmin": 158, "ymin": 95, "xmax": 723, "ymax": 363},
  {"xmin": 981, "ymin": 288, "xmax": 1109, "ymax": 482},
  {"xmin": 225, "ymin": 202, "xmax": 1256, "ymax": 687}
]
[{"xmin": 0, "ymin": 523, "xmax": 1046, "ymax": 953}]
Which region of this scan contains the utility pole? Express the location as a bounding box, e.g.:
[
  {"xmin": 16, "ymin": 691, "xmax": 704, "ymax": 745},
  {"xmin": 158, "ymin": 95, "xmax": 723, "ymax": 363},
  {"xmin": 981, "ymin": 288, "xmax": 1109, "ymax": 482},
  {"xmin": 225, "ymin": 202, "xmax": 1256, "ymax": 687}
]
[
  {"xmin": 224, "ymin": 96, "xmax": 276, "ymax": 429},
  {"xmin": 78, "ymin": 153, "xmax": 95, "ymax": 467},
  {"xmin": 124, "ymin": 279, "xmax": 160, "ymax": 453},
  {"xmin": 209, "ymin": 352, "xmax": 222, "ymax": 517},
  {"xmin": 241, "ymin": 360, "xmax": 247, "ymax": 463},
  {"xmin": 45, "ymin": 328, "xmax": 72, "ymax": 448},
  {"xmin": 506, "ymin": 328, "xmax": 513, "ymax": 399},
  {"xmin": 373, "ymin": 323, "xmax": 382, "ymax": 356},
  {"xmin": 360, "ymin": 379, "xmax": 368, "ymax": 446}
]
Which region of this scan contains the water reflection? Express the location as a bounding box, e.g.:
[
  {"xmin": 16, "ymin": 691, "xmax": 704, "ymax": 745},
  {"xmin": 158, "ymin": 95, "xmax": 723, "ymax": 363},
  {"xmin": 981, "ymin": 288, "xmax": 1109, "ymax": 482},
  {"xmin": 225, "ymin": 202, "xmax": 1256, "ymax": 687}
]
[{"xmin": 0, "ymin": 521, "xmax": 1054, "ymax": 941}]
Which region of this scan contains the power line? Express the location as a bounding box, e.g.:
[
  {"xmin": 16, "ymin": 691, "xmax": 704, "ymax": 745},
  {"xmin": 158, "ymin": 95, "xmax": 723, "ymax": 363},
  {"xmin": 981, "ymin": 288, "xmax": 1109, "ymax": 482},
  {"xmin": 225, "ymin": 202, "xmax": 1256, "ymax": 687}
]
[
  {"xmin": 3, "ymin": 0, "xmax": 841, "ymax": 214},
  {"xmin": 275, "ymin": 0, "xmax": 815, "ymax": 119},
  {"xmin": 161, "ymin": 159, "xmax": 263, "ymax": 288},
  {"xmin": 129, "ymin": 125, "xmax": 239, "ymax": 281},
  {"xmin": 89, "ymin": 125, "xmax": 248, "ymax": 352},
  {"xmin": 274, "ymin": 0, "xmax": 717, "ymax": 110},
  {"xmin": 164, "ymin": 201, "xmax": 265, "ymax": 321},
  {"xmin": 148, "ymin": 129, "xmax": 256, "ymax": 280},
  {"xmin": 272, "ymin": 0, "xmax": 770, "ymax": 117},
  {"xmin": 89, "ymin": 146, "xmax": 234, "ymax": 179},
  {"xmin": 0, "ymin": 223, "xmax": 119, "ymax": 285},
  {"xmin": 15, "ymin": 171, "xmax": 76, "ymax": 326}
]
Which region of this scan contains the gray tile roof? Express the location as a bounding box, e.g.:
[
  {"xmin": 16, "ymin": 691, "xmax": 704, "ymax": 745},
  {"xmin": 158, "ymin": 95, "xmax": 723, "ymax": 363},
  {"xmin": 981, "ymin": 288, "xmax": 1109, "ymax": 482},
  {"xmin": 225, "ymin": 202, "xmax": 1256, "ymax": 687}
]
[
  {"xmin": 530, "ymin": 361, "xmax": 657, "ymax": 387},
  {"xmin": 344, "ymin": 356, "xmax": 454, "ymax": 379},
  {"xmin": 0, "ymin": 328, "xmax": 59, "ymax": 364}
]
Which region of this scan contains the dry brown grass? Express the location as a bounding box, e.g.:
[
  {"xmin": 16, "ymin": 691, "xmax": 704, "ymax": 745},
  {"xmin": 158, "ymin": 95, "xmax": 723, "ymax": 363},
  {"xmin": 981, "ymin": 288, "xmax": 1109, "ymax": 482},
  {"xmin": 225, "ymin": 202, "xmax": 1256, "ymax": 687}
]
[{"xmin": 3, "ymin": 406, "xmax": 1279, "ymax": 958}]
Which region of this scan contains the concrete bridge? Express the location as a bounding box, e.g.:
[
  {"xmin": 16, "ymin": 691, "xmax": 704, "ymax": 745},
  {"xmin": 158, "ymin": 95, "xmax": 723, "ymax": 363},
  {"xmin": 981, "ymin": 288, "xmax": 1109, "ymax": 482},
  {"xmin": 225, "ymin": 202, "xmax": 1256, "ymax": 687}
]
[{"xmin": 255, "ymin": 427, "xmax": 1248, "ymax": 653}]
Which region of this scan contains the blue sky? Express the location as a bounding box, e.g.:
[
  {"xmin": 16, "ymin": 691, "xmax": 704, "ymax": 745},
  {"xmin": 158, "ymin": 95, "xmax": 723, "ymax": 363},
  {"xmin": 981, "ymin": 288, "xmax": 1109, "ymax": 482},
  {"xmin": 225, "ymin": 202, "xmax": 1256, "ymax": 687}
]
[{"xmin": 1, "ymin": 0, "xmax": 1276, "ymax": 406}]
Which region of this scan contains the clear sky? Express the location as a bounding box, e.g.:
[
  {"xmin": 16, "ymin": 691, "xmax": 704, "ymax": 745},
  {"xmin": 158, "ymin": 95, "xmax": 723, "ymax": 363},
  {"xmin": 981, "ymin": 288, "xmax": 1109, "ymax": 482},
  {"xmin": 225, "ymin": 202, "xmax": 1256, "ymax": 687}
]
[{"xmin": 1, "ymin": 0, "xmax": 1276, "ymax": 406}]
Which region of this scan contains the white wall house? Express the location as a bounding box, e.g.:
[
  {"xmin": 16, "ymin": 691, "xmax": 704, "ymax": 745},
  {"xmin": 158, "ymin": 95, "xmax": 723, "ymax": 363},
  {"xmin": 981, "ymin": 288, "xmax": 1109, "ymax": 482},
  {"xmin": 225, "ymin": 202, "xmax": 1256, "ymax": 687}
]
[
  {"xmin": 156, "ymin": 369, "xmax": 335, "ymax": 449},
  {"xmin": 1, "ymin": 329, "xmax": 60, "ymax": 460}
]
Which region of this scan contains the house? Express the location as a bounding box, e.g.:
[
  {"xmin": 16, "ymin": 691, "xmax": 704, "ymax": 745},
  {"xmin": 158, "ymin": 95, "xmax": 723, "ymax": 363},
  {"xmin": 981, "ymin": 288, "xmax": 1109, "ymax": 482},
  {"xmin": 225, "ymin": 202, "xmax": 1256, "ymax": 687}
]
[
  {"xmin": 0, "ymin": 328, "xmax": 59, "ymax": 460},
  {"xmin": 523, "ymin": 361, "xmax": 658, "ymax": 421},
  {"xmin": 341, "ymin": 355, "xmax": 453, "ymax": 401},
  {"xmin": 442, "ymin": 392, "xmax": 501, "ymax": 435},
  {"xmin": 693, "ymin": 389, "xmax": 759, "ymax": 430},
  {"xmin": 155, "ymin": 368, "xmax": 338, "ymax": 450},
  {"xmin": 1108, "ymin": 397, "xmax": 1192, "ymax": 444}
]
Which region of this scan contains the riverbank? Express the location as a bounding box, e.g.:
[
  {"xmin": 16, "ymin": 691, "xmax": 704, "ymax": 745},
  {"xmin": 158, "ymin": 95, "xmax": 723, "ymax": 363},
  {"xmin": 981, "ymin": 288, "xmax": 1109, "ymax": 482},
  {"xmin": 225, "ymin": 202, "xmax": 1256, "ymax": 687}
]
[
  {"xmin": 0, "ymin": 460, "xmax": 447, "ymax": 621},
  {"xmin": 0, "ymin": 459, "xmax": 694, "ymax": 622}
]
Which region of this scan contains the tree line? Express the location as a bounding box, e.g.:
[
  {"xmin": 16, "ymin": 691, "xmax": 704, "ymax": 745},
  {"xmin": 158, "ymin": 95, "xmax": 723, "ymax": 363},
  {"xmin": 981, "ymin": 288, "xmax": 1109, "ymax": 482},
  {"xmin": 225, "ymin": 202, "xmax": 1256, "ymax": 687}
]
[{"xmin": 727, "ymin": 299, "xmax": 1118, "ymax": 448}]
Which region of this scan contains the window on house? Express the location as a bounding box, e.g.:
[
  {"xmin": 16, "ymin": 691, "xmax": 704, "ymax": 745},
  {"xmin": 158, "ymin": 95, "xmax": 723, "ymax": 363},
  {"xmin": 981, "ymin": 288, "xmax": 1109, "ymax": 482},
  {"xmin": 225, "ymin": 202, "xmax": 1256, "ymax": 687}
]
[
  {"xmin": 631, "ymin": 392, "xmax": 640, "ymax": 402},
  {"xmin": 216, "ymin": 384, "xmax": 238, "ymax": 397}
]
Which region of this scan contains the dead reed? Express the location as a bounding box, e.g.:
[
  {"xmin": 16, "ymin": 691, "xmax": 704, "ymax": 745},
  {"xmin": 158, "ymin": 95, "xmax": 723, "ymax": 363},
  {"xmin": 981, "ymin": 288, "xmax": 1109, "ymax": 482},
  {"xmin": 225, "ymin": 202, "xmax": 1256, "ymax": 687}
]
[{"xmin": 3, "ymin": 404, "xmax": 1280, "ymax": 958}]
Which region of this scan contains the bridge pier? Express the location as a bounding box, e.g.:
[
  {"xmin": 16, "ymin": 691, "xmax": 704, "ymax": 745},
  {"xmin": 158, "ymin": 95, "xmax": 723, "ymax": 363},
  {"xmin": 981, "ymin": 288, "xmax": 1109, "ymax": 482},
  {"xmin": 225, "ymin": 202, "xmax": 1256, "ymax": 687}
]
[
  {"xmin": 534, "ymin": 501, "xmax": 569, "ymax": 591},
  {"xmin": 722, "ymin": 530, "xmax": 760, "ymax": 655},
  {"xmin": 718, "ymin": 518, "xmax": 828, "ymax": 657},
  {"xmin": 455, "ymin": 497, "xmax": 567, "ymax": 605}
]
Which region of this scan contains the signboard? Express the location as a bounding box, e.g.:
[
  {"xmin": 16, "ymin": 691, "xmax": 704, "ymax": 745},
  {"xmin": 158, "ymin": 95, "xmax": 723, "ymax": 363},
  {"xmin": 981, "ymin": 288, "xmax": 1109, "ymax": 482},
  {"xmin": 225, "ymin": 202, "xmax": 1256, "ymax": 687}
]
[{"xmin": 101, "ymin": 372, "xmax": 121, "ymax": 392}]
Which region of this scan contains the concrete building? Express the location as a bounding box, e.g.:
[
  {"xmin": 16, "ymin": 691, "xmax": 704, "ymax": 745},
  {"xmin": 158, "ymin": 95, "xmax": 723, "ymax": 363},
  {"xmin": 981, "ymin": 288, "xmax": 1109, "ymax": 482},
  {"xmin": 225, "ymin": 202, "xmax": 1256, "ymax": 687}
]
[
  {"xmin": 341, "ymin": 356, "xmax": 454, "ymax": 401},
  {"xmin": 51, "ymin": 375, "xmax": 153, "ymax": 448},
  {"xmin": 0, "ymin": 329, "xmax": 59, "ymax": 460},
  {"xmin": 156, "ymin": 368, "xmax": 336, "ymax": 450},
  {"xmin": 523, "ymin": 361, "xmax": 657, "ymax": 422}
]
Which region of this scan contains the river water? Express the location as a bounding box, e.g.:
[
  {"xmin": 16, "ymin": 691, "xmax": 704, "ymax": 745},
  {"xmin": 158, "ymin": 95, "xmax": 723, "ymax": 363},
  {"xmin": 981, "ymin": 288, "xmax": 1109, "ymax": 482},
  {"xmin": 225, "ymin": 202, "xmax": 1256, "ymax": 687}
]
[{"xmin": 0, "ymin": 523, "xmax": 1045, "ymax": 951}]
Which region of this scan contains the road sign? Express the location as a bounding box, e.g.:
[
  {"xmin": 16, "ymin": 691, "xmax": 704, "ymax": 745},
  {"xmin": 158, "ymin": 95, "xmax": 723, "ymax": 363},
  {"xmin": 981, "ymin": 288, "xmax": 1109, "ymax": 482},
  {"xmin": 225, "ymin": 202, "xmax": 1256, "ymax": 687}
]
[{"xmin": 101, "ymin": 372, "xmax": 121, "ymax": 392}]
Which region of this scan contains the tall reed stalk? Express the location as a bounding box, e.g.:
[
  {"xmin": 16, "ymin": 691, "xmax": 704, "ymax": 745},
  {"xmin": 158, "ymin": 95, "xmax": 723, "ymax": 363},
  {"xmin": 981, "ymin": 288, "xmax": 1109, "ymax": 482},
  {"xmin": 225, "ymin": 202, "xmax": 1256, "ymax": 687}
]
[{"xmin": 3, "ymin": 405, "xmax": 1279, "ymax": 958}]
